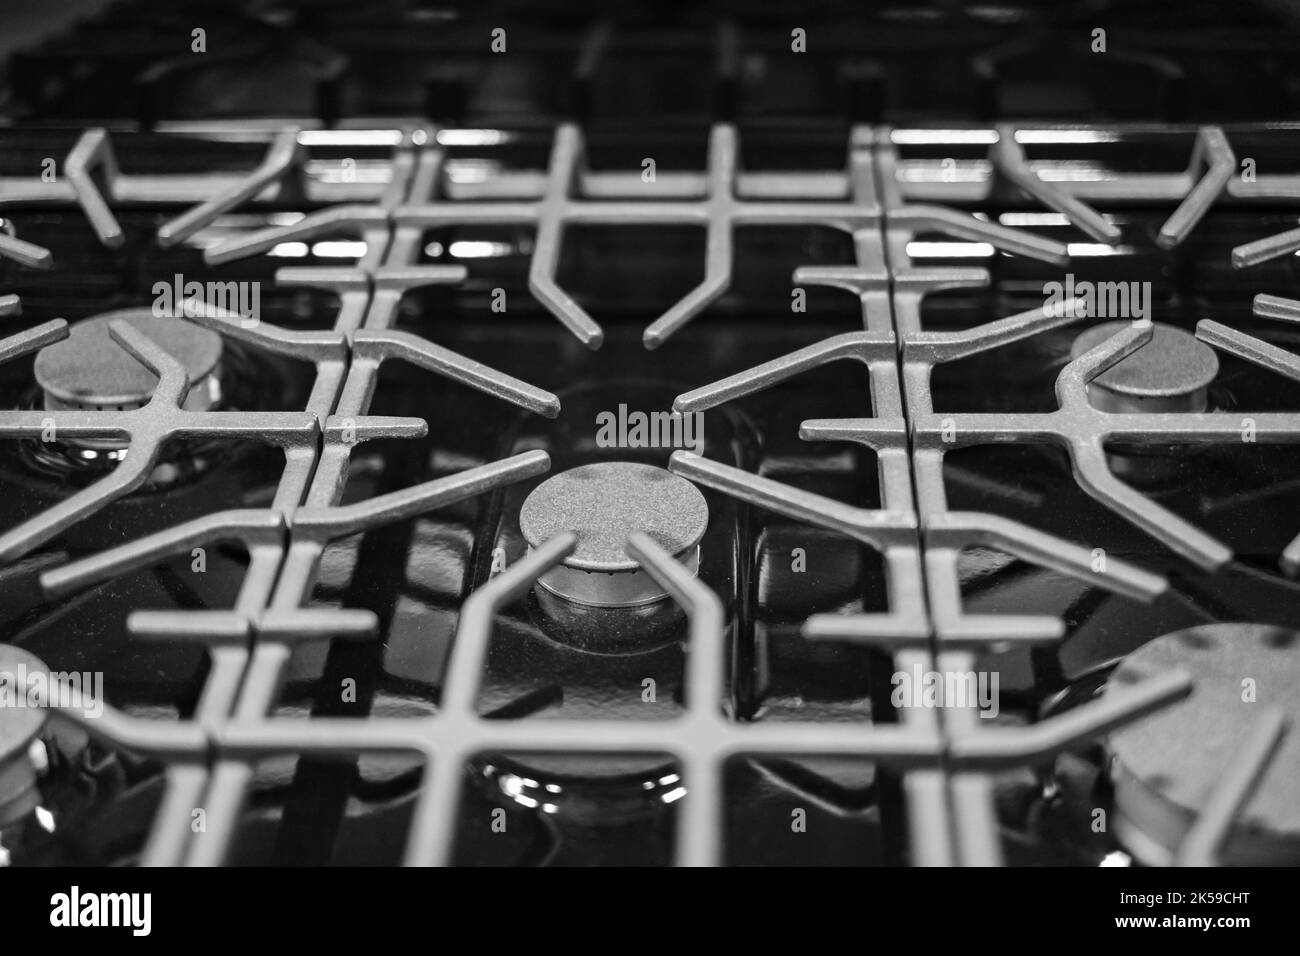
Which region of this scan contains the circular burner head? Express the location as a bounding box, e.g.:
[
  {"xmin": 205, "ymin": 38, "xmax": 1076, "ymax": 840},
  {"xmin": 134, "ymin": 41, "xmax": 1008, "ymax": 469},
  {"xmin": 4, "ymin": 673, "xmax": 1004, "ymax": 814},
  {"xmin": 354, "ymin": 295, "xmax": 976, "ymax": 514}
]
[
  {"xmin": 0, "ymin": 645, "xmax": 51, "ymax": 826},
  {"xmin": 519, "ymin": 461, "xmax": 709, "ymax": 607},
  {"xmin": 34, "ymin": 309, "xmax": 223, "ymax": 413},
  {"xmin": 1106, "ymin": 623, "xmax": 1300, "ymax": 865},
  {"xmin": 1069, "ymin": 321, "xmax": 1218, "ymax": 413}
]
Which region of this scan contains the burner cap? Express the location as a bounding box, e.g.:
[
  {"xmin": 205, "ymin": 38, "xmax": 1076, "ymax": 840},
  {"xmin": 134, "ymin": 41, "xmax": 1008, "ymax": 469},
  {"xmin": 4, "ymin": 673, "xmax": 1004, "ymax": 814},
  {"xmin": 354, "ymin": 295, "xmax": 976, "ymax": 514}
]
[
  {"xmin": 0, "ymin": 645, "xmax": 51, "ymax": 826},
  {"xmin": 519, "ymin": 461, "xmax": 709, "ymax": 607},
  {"xmin": 1069, "ymin": 321, "xmax": 1218, "ymax": 413},
  {"xmin": 34, "ymin": 309, "xmax": 222, "ymax": 413},
  {"xmin": 1106, "ymin": 623, "xmax": 1300, "ymax": 865}
]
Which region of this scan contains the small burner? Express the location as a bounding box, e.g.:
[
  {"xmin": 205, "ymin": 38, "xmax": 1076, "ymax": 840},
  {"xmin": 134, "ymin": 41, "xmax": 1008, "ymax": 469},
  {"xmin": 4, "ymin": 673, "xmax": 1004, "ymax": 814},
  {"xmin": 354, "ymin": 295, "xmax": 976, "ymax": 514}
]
[
  {"xmin": 34, "ymin": 309, "xmax": 223, "ymax": 418},
  {"xmin": 519, "ymin": 461, "xmax": 709, "ymax": 607},
  {"xmin": 1069, "ymin": 321, "xmax": 1218, "ymax": 414},
  {"xmin": 0, "ymin": 645, "xmax": 50, "ymax": 828},
  {"xmin": 1105, "ymin": 624, "xmax": 1300, "ymax": 865}
]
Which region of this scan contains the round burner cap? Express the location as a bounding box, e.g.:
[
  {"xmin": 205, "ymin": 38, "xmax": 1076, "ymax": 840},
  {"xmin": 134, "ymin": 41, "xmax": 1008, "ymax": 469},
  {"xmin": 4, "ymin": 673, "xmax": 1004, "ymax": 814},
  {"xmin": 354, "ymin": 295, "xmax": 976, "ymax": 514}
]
[
  {"xmin": 519, "ymin": 461, "xmax": 709, "ymax": 607},
  {"xmin": 0, "ymin": 645, "xmax": 47, "ymax": 760},
  {"xmin": 1070, "ymin": 321, "xmax": 1218, "ymax": 413},
  {"xmin": 1106, "ymin": 623, "xmax": 1300, "ymax": 865},
  {"xmin": 0, "ymin": 644, "xmax": 51, "ymax": 825},
  {"xmin": 34, "ymin": 309, "xmax": 222, "ymax": 411}
]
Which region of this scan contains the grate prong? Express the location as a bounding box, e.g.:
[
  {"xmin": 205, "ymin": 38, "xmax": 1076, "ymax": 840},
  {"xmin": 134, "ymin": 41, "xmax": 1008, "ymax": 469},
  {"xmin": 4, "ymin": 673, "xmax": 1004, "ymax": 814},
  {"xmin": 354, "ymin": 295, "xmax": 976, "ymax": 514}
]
[
  {"xmin": 0, "ymin": 319, "xmax": 67, "ymax": 362},
  {"xmin": 891, "ymin": 204, "xmax": 1069, "ymax": 264},
  {"xmin": 670, "ymin": 451, "xmax": 917, "ymax": 549},
  {"xmin": 1175, "ymin": 709, "xmax": 1288, "ymax": 866},
  {"xmin": 910, "ymin": 297, "xmax": 1089, "ymax": 363},
  {"xmin": 158, "ymin": 129, "xmax": 303, "ymax": 247},
  {"xmin": 0, "ymin": 232, "xmax": 53, "ymax": 270},
  {"xmin": 293, "ymin": 450, "xmax": 552, "ymax": 541},
  {"xmin": 352, "ymin": 329, "xmax": 561, "ymax": 418},
  {"xmin": 1157, "ymin": 126, "xmax": 1235, "ymax": 249},
  {"xmin": 40, "ymin": 509, "xmax": 284, "ymax": 597},
  {"xmin": 947, "ymin": 669, "xmax": 1193, "ymax": 769},
  {"xmin": 1253, "ymin": 293, "xmax": 1300, "ymax": 323},
  {"xmin": 994, "ymin": 129, "xmax": 1121, "ymax": 245},
  {"xmin": 1231, "ymin": 220, "xmax": 1300, "ymax": 269},
  {"xmin": 64, "ymin": 128, "xmax": 124, "ymax": 248},
  {"xmin": 204, "ymin": 204, "xmax": 388, "ymax": 265},
  {"xmin": 1196, "ymin": 318, "xmax": 1300, "ymax": 383},
  {"xmin": 675, "ymin": 331, "xmax": 897, "ymax": 413},
  {"xmin": 927, "ymin": 511, "xmax": 1167, "ymax": 601}
]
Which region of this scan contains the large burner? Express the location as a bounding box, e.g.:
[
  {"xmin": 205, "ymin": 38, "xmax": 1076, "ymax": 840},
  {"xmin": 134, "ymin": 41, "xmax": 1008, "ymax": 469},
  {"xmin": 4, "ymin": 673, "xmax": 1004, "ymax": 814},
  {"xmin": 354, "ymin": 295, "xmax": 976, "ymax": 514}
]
[{"xmin": 1105, "ymin": 624, "xmax": 1300, "ymax": 866}]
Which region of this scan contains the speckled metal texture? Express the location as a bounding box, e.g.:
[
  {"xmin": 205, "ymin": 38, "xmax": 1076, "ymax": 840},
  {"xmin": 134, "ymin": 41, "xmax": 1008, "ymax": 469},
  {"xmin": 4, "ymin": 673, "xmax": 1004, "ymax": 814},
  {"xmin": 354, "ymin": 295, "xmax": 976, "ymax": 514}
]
[
  {"xmin": 34, "ymin": 309, "xmax": 223, "ymax": 410},
  {"xmin": 1106, "ymin": 624, "xmax": 1300, "ymax": 865},
  {"xmin": 520, "ymin": 462, "xmax": 708, "ymax": 572},
  {"xmin": 0, "ymin": 644, "xmax": 49, "ymax": 826},
  {"xmin": 518, "ymin": 461, "xmax": 709, "ymax": 607},
  {"xmin": 7, "ymin": 118, "xmax": 1300, "ymax": 867},
  {"xmin": 0, "ymin": 644, "xmax": 47, "ymax": 762},
  {"xmin": 1070, "ymin": 320, "xmax": 1219, "ymax": 411}
]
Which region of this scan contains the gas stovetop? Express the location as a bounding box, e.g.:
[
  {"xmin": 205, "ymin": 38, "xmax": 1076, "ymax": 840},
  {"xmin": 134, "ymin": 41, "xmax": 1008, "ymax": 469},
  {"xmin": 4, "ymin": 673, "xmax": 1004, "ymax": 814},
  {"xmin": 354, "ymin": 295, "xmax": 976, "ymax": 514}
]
[{"xmin": 1, "ymin": 0, "xmax": 1299, "ymax": 870}]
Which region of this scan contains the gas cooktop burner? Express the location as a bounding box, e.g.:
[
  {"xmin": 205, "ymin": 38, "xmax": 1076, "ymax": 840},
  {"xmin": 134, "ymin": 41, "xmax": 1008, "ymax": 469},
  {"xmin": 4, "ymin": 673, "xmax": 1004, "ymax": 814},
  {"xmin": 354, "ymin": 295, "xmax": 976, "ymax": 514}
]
[
  {"xmin": 34, "ymin": 310, "xmax": 223, "ymax": 416},
  {"xmin": 1106, "ymin": 624, "xmax": 1300, "ymax": 866},
  {"xmin": 1, "ymin": 0, "xmax": 1300, "ymax": 873},
  {"xmin": 1069, "ymin": 321, "xmax": 1220, "ymax": 414},
  {"xmin": 519, "ymin": 461, "xmax": 709, "ymax": 607},
  {"xmin": 0, "ymin": 645, "xmax": 49, "ymax": 830}
]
